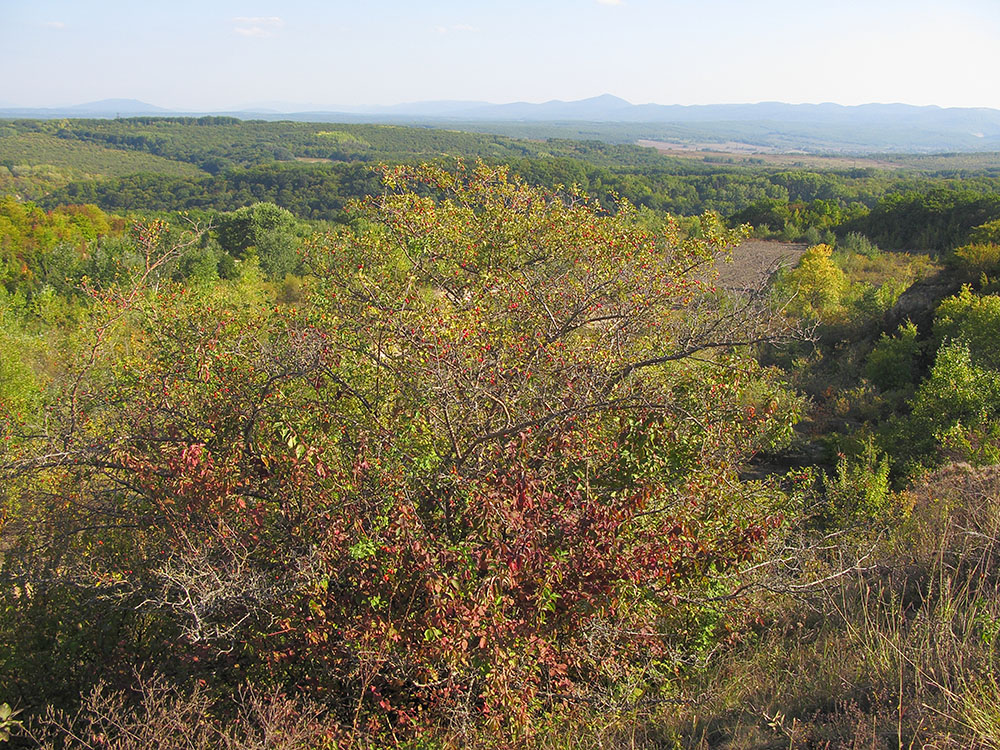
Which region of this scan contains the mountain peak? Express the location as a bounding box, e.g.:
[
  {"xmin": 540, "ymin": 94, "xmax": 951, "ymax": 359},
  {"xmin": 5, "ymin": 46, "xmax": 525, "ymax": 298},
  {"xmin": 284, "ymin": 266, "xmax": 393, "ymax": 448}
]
[{"xmin": 585, "ymin": 93, "xmax": 632, "ymax": 106}]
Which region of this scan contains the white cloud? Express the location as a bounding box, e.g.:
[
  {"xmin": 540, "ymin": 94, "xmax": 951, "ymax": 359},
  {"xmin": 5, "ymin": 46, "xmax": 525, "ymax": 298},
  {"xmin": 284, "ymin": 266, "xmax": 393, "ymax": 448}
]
[
  {"xmin": 42, "ymin": 21, "xmax": 67, "ymax": 29},
  {"xmin": 233, "ymin": 16, "xmax": 284, "ymax": 38}
]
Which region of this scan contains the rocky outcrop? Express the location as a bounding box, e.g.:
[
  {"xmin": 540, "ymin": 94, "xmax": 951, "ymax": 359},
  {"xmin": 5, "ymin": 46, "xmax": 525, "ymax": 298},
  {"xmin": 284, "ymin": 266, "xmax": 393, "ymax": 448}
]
[{"xmin": 884, "ymin": 268, "xmax": 965, "ymax": 334}]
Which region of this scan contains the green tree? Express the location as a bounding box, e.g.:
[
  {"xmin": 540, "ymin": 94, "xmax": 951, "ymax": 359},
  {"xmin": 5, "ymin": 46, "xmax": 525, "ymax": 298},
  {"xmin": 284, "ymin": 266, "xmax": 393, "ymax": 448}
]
[
  {"xmin": 214, "ymin": 202, "xmax": 302, "ymax": 278},
  {"xmin": 968, "ymin": 218, "xmax": 1000, "ymax": 245}
]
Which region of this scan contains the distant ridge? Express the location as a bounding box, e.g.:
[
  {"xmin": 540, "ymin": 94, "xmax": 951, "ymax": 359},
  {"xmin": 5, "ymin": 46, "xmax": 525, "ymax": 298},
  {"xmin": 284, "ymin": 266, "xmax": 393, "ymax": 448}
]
[
  {"xmin": 68, "ymin": 98, "xmax": 169, "ymax": 114},
  {"xmin": 321, "ymin": 96, "xmax": 1000, "ymax": 133},
  {"xmin": 7, "ymin": 94, "xmax": 1000, "ymax": 126},
  {"xmin": 1, "ymin": 99, "xmax": 171, "ymax": 117},
  {"xmin": 456, "ymin": 93, "xmax": 634, "ymax": 120}
]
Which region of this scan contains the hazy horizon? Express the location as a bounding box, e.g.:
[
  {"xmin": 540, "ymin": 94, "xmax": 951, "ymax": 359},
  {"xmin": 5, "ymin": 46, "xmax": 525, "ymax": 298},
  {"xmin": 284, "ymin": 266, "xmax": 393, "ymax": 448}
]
[
  {"xmin": 2, "ymin": 0, "xmax": 998, "ymax": 111},
  {"xmin": 7, "ymin": 94, "xmax": 1000, "ymax": 115}
]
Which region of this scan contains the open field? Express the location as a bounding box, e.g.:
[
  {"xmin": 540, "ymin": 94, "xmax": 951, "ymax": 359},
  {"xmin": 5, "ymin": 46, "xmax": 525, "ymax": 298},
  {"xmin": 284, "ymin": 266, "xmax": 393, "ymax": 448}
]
[
  {"xmin": 638, "ymin": 139, "xmax": 1000, "ymax": 174},
  {"xmin": 639, "ymin": 139, "xmax": 909, "ymax": 170}
]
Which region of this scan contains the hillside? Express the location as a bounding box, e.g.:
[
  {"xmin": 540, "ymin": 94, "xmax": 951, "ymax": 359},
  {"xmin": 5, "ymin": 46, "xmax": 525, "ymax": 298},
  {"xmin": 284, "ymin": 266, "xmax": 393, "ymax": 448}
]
[{"xmin": 0, "ymin": 132, "xmax": 205, "ymax": 199}]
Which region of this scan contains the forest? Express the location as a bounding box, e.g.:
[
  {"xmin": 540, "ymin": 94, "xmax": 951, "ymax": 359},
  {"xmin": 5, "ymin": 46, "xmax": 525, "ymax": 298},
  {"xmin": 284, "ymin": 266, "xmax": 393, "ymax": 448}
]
[{"xmin": 3, "ymin": 117, "xmax": 1000, "ymax": 748}]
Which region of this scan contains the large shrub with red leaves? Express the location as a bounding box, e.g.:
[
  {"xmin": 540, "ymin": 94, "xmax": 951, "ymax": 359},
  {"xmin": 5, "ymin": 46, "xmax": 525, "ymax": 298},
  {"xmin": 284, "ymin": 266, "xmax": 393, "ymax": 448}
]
[{"xmin": 1, "ymin": 164, "xmax": 801, "ymax": 743}]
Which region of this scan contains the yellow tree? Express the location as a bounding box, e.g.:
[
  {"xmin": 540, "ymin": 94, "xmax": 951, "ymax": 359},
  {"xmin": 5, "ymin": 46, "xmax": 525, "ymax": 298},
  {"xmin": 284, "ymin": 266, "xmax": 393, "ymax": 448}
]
[{"xmin": 780, "ymin": 243, "xmax": 847, "ymax": 321}]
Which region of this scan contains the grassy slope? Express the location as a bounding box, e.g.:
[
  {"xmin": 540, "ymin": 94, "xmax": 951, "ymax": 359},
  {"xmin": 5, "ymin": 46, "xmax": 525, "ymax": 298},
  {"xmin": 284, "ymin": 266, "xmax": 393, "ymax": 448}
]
[
  {"xmin": 0, "ymin": 133, "xmax": 205, "ymax": 199},
  {"xmin": 0, "ymin": 133, "xmax": 205, "ymax": 177}
]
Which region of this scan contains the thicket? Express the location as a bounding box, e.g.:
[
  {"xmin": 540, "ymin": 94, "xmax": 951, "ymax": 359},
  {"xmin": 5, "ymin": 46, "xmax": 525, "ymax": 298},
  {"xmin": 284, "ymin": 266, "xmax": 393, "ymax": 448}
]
[
  {"xmin": 1, "ymin": 165, "xmax": 812, "ymax": 746},
  {"xmin": 776, "ymin": 232, "xmax": 1000, "ymax": 479}
]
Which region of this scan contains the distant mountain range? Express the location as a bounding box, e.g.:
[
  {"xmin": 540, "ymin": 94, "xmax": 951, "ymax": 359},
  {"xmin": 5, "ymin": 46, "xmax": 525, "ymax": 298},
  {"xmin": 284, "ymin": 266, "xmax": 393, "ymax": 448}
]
[
  {"xmin": 4, "ymin": 95, "xmax": 1000, "ymax": 154},
  {"xmin": 0, "ymin": 99, "xmax": 168, "ymax": 118}
]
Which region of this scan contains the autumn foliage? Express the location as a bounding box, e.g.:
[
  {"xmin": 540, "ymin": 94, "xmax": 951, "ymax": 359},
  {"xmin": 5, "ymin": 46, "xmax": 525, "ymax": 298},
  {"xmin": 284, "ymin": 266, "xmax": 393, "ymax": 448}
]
[{"xmin": 1, "ymin": 163, "xmax": 801, "ymax": 743}]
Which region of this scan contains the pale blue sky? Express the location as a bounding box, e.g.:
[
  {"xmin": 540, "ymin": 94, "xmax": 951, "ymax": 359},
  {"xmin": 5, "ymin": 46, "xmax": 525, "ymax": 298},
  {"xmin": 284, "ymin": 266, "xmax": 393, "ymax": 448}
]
[{"xmin": 2, "ymin": 0, "xmax": 999, "ymax": 110}]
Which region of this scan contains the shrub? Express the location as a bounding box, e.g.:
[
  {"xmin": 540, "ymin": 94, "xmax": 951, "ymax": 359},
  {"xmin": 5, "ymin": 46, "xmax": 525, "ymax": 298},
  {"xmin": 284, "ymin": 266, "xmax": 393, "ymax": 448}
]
[
  {"xmin": 824, "ymin": 438, "xmax": 893, "ymax": 525},
  {"xmin": 968, "ymin": 218, "xmax": 1000, "ymax": 245},
  {"xmin": 952, "ymin": 242, "xmax": 1000, "ymax": 281},
  {"xmin": 863, "ymin": 320, "xmax": 921, "ymax": 392},
  {"xmin": 904, "ymin": 339, "xmax": 1000, "ymax": 467},
  {"xmin": 933, "ymin": 286, "xmax": 1000, "ymax": 369},
  {"xmin": 839, "ymin": 231, "xmax": 880, "ymax": 259},
  {"xmin": 0, "ymin": 164, "xmax": 803, "ymax": 743}
]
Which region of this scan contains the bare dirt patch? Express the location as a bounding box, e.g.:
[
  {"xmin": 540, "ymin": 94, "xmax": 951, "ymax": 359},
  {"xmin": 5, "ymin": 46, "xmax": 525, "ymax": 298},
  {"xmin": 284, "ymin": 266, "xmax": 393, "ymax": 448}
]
[
  {"xmin": 715, "ymin": 240, "xmax": 806, "ymax": 291},
  {"xmin": 639, "ymin": 139, "xmax": 781, "ymax": 155}
]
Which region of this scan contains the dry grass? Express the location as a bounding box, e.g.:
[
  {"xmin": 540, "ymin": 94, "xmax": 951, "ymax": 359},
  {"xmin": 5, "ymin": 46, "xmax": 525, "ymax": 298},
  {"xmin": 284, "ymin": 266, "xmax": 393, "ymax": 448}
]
[{"xmin": 640, "ymin": 462, "xmax": 1000, "ymax": 750}]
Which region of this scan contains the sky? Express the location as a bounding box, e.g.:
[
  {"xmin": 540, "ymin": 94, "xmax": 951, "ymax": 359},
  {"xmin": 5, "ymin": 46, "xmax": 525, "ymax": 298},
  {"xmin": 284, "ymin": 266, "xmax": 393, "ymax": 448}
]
[{"xmin": 2, "ymin": 0, "xmax": 999, "ymax": 111}]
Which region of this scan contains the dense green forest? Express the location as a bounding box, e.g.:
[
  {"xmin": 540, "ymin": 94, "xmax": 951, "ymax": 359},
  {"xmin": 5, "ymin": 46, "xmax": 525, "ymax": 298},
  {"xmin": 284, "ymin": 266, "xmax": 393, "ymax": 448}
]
[
  {"xmin": 3, "ymin": 119, "xmax": 1000, "ymax": 748},
  {"xmin": 6, "ymin": 117, "xmax": 1000, "ymax": 251}
]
